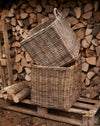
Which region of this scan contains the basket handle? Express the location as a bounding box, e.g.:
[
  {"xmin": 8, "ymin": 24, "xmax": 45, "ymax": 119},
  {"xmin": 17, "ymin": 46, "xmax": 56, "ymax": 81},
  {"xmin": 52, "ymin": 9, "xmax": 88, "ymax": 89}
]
[{"xmin": 54, "ymin": 8, "xmax": 63, "ymax": 19}]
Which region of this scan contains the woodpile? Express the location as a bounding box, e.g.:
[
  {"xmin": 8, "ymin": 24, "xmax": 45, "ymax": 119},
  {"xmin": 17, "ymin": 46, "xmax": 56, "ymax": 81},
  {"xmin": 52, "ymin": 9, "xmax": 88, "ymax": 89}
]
[
  {"xmin": 1, "ymin": 81, "xmax": 30, "ymax": 103},
  {"xmin": 0, "ymin": 0, "xmax": 100, "ymax": 99}
]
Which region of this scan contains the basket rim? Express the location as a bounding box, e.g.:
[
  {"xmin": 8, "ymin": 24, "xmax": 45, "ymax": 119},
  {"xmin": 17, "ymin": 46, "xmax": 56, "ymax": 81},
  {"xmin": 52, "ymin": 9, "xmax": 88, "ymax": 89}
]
[
  {"xmin": 31, "ymin": 62, "xmax": 80, "ymax": 70},
  {"xmin": 20, "ymin": 18, "xmax": 57, "ymax": 45}
]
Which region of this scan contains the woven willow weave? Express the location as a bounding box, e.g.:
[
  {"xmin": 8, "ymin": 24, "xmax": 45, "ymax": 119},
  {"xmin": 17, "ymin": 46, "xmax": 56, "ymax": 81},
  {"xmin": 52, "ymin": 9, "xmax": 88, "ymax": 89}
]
[
  {"xmin": 31, "ymin": 60, "xmax": 81, "ymax": 109},
  {"xmin": 21, "ymin": 8, "xmax": 80, "ymax": 67}
]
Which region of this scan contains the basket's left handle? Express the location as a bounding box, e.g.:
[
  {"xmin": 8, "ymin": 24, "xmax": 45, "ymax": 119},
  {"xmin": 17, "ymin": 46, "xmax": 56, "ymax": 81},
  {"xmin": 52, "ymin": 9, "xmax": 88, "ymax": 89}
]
[{"xmin": 54, "ymin": 8, "xmax": 63, "ymax": 19}]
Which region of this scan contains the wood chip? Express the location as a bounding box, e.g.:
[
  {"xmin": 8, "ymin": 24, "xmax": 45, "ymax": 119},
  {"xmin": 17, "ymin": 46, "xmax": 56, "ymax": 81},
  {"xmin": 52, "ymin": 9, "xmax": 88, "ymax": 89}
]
[
  {"xmin": 85, "ymin": 28, "xmax": 92, "ymax": 35},
  {"xmin": 21, "ymin": 4, "xmax": 28, "ymax": 9},
  {"xmin": 37, "ymin": 13, "xmax": 45, "ymax": 23},
  {"xmin": 72, "ymin": 23, "xmax": 85, "ymax": 30},
  {"xmin": 93, "ymin": 67, "xmax": 100, "ymax": 74},
  {"xmin": 94, "ymin": 1, "xmax": 99, "ymax": 12},
  {"xmin": 85, "ymin": 34, "xmax": 93, "ymax": 44},
  {"xmin": 81, "ymin": 39, "xmax": 89, "ymax": 48},
  {"xmin": 84, "ymin": 3, "xmax": 93, "ymax": 13},
  {"xmin": 86, "ymin": 57, "xmax": 96, "ymax": 65},
  {"xmin": 85, "ymin": 77, "xmax": 90, "ymax": 86},
  {"xmin": 29, "ymin": 0, "xmax": 37, "ymax": 8},
  {"xmin": 41, "ymin": 17, "xmax": 49, "ymax": 24},
  {"xmin": 87, "ymin": 71, "xmax": 95, "ymax": 79},
  {"xmin": 36, "ymin": 5, "xmax": 42, "ymax": 13},
  {"xmin": 85, "ymin": 49, "xmax": 96, "ymax": 57},
  {"xmin": 15, "ymin": 54, "xmax": 22, "ymax": 62},
  {"xmin": 20, "ymin": 12, "xmax": 28, "ymax": 19},
  {"xmin": 11, "ymin": 17, "xmax": 17, "ymax": 26},
  {"xmin": 96, "ymin": 32, "xmax": 100, "ymax": 39},
  {"xmin": 67, "ymin": 17, "xmax": 79, "ymax": 25},
  {"xmin": 1, "ymin": 10, "xmax": 8, "ymax": 20},
  {"xmin": 89, "ymin": 45, "xmax": 95, "ymax": 51},
  {"xmin": 21, "ymin": 57, "xmax": 31, "ymax": 67},
  {"xmin": 82, "ymin": 88, "xmax": 98, "ymax": 99},
  {"xmin": 12, "ymin": 42, "xmax": 21, "ymax": 48},
  {"xmin": 25, "ymin": 68, "xmax": 31, "ymax": 74},
  {"xmin": 92, "ymin": 23, "xmax": 100, "ymax": 36},
  {"xmin": 26, "ymin": 7, "xmax": 34, "ymax": 13},
  {"xmin": 75, "ymin": 28, "xmax": 85, "ymax": 41},
  {"xmin": 96, "ymin": 46, "xmax": 100, "ymax": 56},
  {"xmin": 74, "ymin": 7, "xmax": 81, "ymax": 19},
  {"xmin": 25, "ymin": 74, "xmax": 31, "ymax": 81},
  {"xmin": 25, "ymin": 52, "xmax": 32, "ymax": 62},
  {"xmin": 82, "ymin": 11, "xmax": 92, "ymax": 19},
  {"xmin": 82, "ymin": 62, "xmax": 89, "ymax": 72},
  {"xmin": 15, "ymin": 63, "xmax": 23, "ymax": 73},
  {"xmin": 30, "ymin": 13, "xmax": 37, "ymax": 22},
  {"xmin": 45, "ymin": 5, "xmax": 53, "ymax": 13},
  {"xmin": 93, "ymin": 11, "xmax": 100, "ymax": 23},
  {"xmin": 91, "ymin": 76, "xmax": 100, "ymax": 86},
  {"xmin": 17, "ymin": 20, "xmax": 23, "ymax": 27},
  {"xmin": 62, "ymin": 8, "xmax": 70, "ymax": 18}
]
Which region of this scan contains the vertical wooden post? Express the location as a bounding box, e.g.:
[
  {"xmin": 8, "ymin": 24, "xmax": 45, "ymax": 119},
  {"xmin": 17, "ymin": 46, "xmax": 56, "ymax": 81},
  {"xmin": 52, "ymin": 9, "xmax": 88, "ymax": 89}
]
[
  {"xmin": 37, "ymin": 106, "xmax": 48, "ymax": 116},
  {"xmin": 83, "ymin": 115, "xmax": 88, "ymax": 126},
  {"xmin": 2, "ymin": 21, "xmax": 14, "ymax": 85},
  {"xmin": 0, "ymin": 31, "xmax": 6, "ymax": 88},
  {"xmin": 82, "ymin": 115, "xmax": 94, "ymax": 126}
]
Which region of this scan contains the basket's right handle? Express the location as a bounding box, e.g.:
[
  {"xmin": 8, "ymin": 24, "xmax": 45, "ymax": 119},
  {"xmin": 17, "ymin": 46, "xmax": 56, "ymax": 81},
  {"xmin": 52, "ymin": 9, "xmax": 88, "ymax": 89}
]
[{"xmin": 54, "ymin": 8, "xmax": 63, "ymax": 19}]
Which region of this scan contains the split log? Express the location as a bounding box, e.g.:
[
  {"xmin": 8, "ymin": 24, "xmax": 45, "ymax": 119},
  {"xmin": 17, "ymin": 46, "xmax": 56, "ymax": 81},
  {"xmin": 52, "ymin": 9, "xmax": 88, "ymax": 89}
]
[
  {"xmin": 13, "ymin": 87, "xmax": 30, "ymax": 103},
  {"xmin": 3, "ymin": 94, "xmax": 8, "ymax": 100},
  {"xmin": 86, "ymin": 57, "xmax": 96, "ymax": 65},
  {"xmin": 7, "ymin": 81, "xmax": 28, "ymax": 94}
]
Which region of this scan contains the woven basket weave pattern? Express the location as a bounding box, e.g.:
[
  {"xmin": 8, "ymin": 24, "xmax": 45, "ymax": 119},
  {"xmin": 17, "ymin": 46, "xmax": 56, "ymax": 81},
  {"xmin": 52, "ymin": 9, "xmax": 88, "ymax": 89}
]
[
  {"xmin": 21, "ymin": 11, "xmax": 80, "ymax": 66},
  {"xmin": 31, "ymin": 61, "xmax": 81, "ymax": 109}
]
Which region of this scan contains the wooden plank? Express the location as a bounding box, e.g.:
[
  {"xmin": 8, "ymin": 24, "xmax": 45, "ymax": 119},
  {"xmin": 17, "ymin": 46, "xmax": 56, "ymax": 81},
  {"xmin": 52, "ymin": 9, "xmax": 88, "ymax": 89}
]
[
  {"xmin": 0, "ymin": 35, "xmax": 6, "ymax": 88},
  {"xmin": 65, "ymin": 108, "xmax": 89, "ymax": 115},
  {"xmin": 37, "ymin": 106, "xmax": 48, "ymax": 115},
  {"xmin": 78, "ymin": 97, "xmax": 99, "ymax": 104},
  {"xmin": 0, "ymin": 105, "xmax": 82, "ymax": 126},
  {"xmin": 2, "ymin": 21, "xmax": 14, "ymax": 85},
  {"xmin": 21, "ymin": 99, "xmax": 89, "ymax": 115},
  {"xmin": 82, "ymin": 115, "xmax": 95, "ymax": 126},
  {"xmin": 88, "ymin": 116, "xmax": 94, "ymax": 126},
  {"xmin": 82, "ymin": 116, "xmax": 89, "ymax": 126},
  {"xmin": 73, "ymin": 102, "xmax": 94, "ymax": 110}
]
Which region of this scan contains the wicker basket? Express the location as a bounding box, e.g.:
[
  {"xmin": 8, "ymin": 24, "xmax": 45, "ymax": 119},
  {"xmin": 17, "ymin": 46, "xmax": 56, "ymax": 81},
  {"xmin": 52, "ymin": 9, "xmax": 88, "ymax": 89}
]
[
  {"xmin": 31, "ymin": 60, "xmax": 81, "ymax": 110},
  {"xmin": 21, "ymin": 8, "xmax": 80, "ymax": 67}
]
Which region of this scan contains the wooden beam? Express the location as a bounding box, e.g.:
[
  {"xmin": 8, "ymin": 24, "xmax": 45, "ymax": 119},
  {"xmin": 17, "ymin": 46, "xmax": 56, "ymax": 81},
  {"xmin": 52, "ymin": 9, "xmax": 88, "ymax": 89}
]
[
  {"xmin": 0, "ymin": 33, "xmax": 6, "ymax": 87},
  {"xmin": 2, "ymin": 21, "xmax": 14, "ymax": 85}
]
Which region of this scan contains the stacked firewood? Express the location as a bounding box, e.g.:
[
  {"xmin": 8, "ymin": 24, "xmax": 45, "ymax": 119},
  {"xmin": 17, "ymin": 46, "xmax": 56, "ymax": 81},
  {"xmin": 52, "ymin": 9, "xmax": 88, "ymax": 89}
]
[
  {"xmin": 0, "ymin": 81, "xmax": 30, "ymax": 103},
  {"xmin": 0, "ymin": 0, "xmax": 100, "ymax": 99}
]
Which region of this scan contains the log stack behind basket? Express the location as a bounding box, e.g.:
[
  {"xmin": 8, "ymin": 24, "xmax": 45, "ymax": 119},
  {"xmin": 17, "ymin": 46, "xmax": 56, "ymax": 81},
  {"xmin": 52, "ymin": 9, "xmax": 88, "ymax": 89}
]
[{"xmin": 21, "ymin": 8, "xmax": 81, "ymax": 110}]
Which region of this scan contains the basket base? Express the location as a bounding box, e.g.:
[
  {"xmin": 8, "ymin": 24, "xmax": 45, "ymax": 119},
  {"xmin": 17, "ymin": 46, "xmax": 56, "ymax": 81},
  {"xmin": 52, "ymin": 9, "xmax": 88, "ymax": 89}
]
[{"xmin": 0, "ymin": 97, "xmax": 100, "ymax": 126}]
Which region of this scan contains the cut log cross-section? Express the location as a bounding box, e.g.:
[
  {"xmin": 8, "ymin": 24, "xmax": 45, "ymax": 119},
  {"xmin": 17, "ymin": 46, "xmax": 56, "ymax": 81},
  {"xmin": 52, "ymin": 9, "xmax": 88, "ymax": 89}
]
[{"xmin": 13, "ymin": 87, "xmax": 30, "ymax": 103}]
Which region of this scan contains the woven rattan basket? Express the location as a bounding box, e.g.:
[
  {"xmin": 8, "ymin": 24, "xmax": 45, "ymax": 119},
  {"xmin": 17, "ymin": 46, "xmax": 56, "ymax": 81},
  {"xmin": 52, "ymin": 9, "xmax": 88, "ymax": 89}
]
[
  {"xmin": 21, "ymin": 8, "xmax": 80, "ymax": 67},
  {"xmin": 31, "ymin": 60, "xmax": 81, "ymax": 110}
]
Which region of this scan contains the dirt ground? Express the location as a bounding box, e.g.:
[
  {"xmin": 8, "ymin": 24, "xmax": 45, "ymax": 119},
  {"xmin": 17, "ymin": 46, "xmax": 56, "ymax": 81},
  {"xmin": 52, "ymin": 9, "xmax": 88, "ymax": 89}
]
[
  {"xmin": 0, "ymin": 109, "xmax": 74, "ymax": 126},
  {"xmin": 0, "ymin": 108, "xmax": 100, "ymax": 126}
]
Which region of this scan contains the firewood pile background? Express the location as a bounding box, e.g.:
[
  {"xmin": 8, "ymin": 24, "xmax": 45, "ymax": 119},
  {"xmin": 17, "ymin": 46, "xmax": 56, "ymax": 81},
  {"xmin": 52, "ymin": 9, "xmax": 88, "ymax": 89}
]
[{"xmin": 0, "ymin": 0, "xmax": 100, "ymax": 100}]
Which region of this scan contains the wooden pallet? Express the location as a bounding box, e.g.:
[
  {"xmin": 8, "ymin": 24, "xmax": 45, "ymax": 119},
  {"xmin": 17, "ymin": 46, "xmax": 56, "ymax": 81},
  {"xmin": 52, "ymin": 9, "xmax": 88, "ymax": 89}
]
[{"xmin": 0, "ymin": 97, "xmax": 100, "ymax": 126}]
